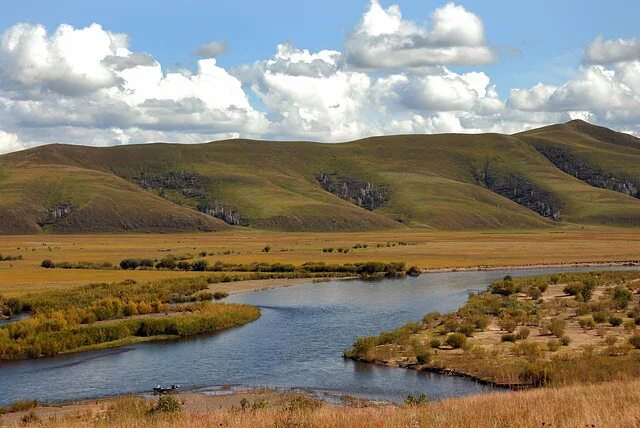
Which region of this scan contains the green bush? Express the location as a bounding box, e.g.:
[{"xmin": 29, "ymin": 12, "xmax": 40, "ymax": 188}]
[
  {"xmin": 609, "ymin": 316, "xmax": 623, "ymax": 327},
  {"xmin": 446, "ymin": 333, "xmax": 467, "ymax": 349},
  {"xmin": 40, "ymin": 259, "xmax": 55, "ymax": 269},
  {"xmin": 153, "ymin": 396, "xmax": 182, "ymax": 413},
  {"xmin": 501, "ymin": 333, "xmax": 517, "ymax": 342},
  {"xmin": 612, "ymin": 286, "xmax": 633, "ymax": 309},
  {"xmin": 429, "ymin": 338, "xmax": 442, "ymax": 348},
  {"xmin": 405, "ymin": 393, "xmax": 428, "ymax": 406},
  {"xmin": 213, "ymin": 291, "xmax": 229, "ymax": 300}
]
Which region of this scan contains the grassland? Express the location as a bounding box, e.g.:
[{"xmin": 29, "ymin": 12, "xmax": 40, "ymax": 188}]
[
  {"xmin": 1, "ymin": 380, "xmax": 640, "ymax": 427},
  {"xmin": 1, "ymin": 120, "xmax": 640, "ymax": 233},
  {"xmin": 0, "ymin": 228, "xmax": 639, "ymax": 296},
  {"xmin": 346, "ymin": 270, "xmax": 640, "ymax": 387}
]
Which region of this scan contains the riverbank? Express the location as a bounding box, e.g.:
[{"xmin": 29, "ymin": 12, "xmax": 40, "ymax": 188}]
[
  {"xmin": 346, "ymin": 270, "xmax": 640, "ymax": 388},
  {"xmin": 420, "ymin": 259, "xmax": 640, "ymax": 273},
  {"xmin": 1, "ymin": 380, "xmax": 639, "ymax": 427}
]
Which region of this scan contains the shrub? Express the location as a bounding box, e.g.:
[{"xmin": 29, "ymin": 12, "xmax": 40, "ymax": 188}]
[
  {"xmin": 286, "ymin": 396, "xmax": 322, "ymax": 411},
  {"xmin": 578, "ymin": 317, "xmax": 596, "ymax": 330},
  {"xmin": 412, "ymin": 341, "xmax": 431, "ymax": 364},
  {"xmin": 212, "ymin": 291, "xmax": 229, "ymax": 300},
  {"xmin": 429, "ymin": 338, "xmax": 442, "ymax": 349},
  {"xmin": 520, "ymin": 361, "xmax": 553, "ymax": 386},
  {"xmin": 407, "ymin": 266, "xmax": 421, "ymax": 277},
  {"xmin": 501, "ymin": 333, "xmax": 517, "ymax": 342},
  {"xmin": 490, "ymin": 279, "xmax": 519, "ymax": 296},
  {"xmin": 547, "ymin": 339, "xmax": 561, "ymax": 351},
  {"xmin": 156, "ymin": 256, "xmax": 177, "ymax": 270},
  {"xmin": 624, "ymin": 319, "xmax": 636, "ymax": 332},
  {"xmin": 605, "ymin": 335, "xmax": 618, "ymax": 346},
  {"xmin": 119, "ymin": 259, "xmax": 140, "ymax": 270},
  {"xmin": 457, "ymin": 323, "xmax": 476, "ymax": 337},
  {"xmin": 612, "ymin": 286, "xmax": 633, "ymax": 309},
  {"xmin": 609, "ymin": 316, "xmax": 623, "ymax": 327},
  {"xmin": 152, "ymin": 396, "xmax": 182, "ymax": 413},
  {"xmin": 545, "ymin": 317, "xmax": 566, "ymax": 337},
  {"xmin": 516, "ymin": 327, "xmax": 530, "ymax": 340},
  {"xmin": 191, "ymin": 260, "xmax": 208, "ymax": 271},
  {"xmin": 593, "ymin": 311, "xmax": 609, "ymax": 324},
  {"xmin": 405, "ymin": 393, "xmax": 428, "ymax": 406},
  {"xmin": 560, "ymin": 336, "xmax": 571, "ymax": 346},
  {"xmin": 563, "ymin": 282, "xmax": 583, "ymax": 297},
  {"xmin": 498, "ymin": 318, "xmax": 517, "ymax": 333},
  {"xmin": 514, "ymin": 341, "xmax": 542, "ymax": 360},
  {"xmin": 422, "ymin": 312, "xmax": 441, "ymax": 324},
  {"xmin": 262, "ymin": 246, "xmax": 271, "ymax": 253},
  {"xmin": 40, "ymin": 259, "xmax": 55, "ymax": 269},
  {"xmin": 628, "ymin": 333, "xmax": 640, "ymax": 349},
  {"xmin": 21, "ymin": 410, "xmax": 39, "ymax": 424},
  {"xmin": 446, "ymin": 333, "xmax": 466, "ymax": 349}
]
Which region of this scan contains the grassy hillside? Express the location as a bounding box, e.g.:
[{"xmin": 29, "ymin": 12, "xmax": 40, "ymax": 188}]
[{"xmin": 1, "ymin": 120, "xmax": 640, "ymax": 233}]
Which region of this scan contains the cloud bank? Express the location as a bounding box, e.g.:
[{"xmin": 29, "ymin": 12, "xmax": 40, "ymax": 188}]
[{"xmin": 0, "ymin": 1, "xmax": 638, "ymax": 154}]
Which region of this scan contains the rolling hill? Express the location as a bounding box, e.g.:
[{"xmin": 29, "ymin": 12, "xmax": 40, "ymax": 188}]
[{"xmin": 0, "ymin": 120, "xmax": 639, "ymax": 233}]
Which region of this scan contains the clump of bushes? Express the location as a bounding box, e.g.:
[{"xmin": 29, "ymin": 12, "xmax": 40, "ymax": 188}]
[
  {"xmin": 151, "ymin": 396, "xmax": 182, "ymax": 413},
  {"xmin": 520, "ymin": 361, "xmax": 553, "ymax": 386},
  {"xmin": 445, "ymin": 333, "xmax": 466, "ymax": 349},
  {"xmin": 213, "ymin": 291, "xmax": 229, "ymax": 300},
  {"xmin": 0, "ymin": 254, "xmax": 22, "ymax": 262},
  {"xmin": 405, "ymin": 393, "xmax": 428, "ymax": 406}
]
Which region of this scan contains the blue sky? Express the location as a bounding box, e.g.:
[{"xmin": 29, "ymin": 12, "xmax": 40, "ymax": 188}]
[{"xmin": 0, "ymin": 0, "xmax": 639, "ymax": 152}]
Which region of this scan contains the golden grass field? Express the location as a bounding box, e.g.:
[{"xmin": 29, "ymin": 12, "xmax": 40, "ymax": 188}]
[
  {"xmin": 2, "ymin": 380, "xmax": 640, "ymax": 427},
  {"xmin": 0, "ymin": 228, "xmax": 639, "ymax": 296}
]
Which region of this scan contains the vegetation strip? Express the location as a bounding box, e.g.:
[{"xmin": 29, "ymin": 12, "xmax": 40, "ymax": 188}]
[{"xmin": 346, "ymin": 270, "xmax": 640, "ymax": 387}]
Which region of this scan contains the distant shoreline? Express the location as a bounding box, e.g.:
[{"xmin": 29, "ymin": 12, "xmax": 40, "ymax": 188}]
[{"xmin": 420, "ymin": 260, "xmax": 640, "ymax": 274}]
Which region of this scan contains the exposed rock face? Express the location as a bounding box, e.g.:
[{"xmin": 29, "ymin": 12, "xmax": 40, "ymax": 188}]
[
  {"xmin": 131, "ymin": 169, "xmax": 245, "ymax": 225},
  {"xmin": 133, "ymin": 170, "xmax": 207, "ymax": 200},
  {"xmin": 197, "ymin": 202, "xmax": 246, "ymax": 226},
  {"xmin": 38, "ymin": 203, "xmax": 73, "ymax": 226},
  {"xmin": 317, "ymin": 173, "xmax": 387, "ymax": 211},
  {"xmin": 479, "ymin": 164, "xmax": 562, "ymax": 221},
  {"xmin": 537, "ymin": 146, "xmax": 639, "ymax": 198}
]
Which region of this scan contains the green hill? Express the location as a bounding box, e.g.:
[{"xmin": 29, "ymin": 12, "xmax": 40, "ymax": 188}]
[{"xmin": 1, "ymin": 120, "xmax": 639, "ymax": 233}]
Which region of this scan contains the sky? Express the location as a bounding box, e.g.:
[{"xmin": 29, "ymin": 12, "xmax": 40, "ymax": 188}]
[{"xmin": 0, "ymin": 0, "xmax": 639, "ymax": 153}]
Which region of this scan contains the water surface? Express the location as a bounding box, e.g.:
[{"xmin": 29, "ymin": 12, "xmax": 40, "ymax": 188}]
[{"xmin": 0, "ymin": 265, "xmax": 636, "ymax": 405}]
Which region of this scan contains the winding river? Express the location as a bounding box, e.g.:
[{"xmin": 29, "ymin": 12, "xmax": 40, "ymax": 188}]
[{"xmin": 0, "ymin": 265, "xmax": 637, "ymax": 406}]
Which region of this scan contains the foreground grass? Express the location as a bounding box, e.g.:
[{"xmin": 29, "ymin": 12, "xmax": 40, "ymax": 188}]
[
  {"xmin": 3, "ymin": 380, "xmax": 640, "ymax": 427},
  {"xmin": 347, "ymin": 270, "xmax": 640, "ymax": 387},
  {"xmin": 1, "ymin": 229, "xmax": 639, "ymax": 296}
]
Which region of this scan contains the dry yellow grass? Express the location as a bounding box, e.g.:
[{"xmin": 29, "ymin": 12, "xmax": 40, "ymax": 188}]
[
  {"xmin": 1, "ymin": 228, "xmax": 639, "ymax": 296},
  {"xmin": 3, "ymin": 380, "xmax": 640, "ymax": 427}
]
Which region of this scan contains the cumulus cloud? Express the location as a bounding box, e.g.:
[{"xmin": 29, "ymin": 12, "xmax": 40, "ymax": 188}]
[
  {"xmin": 192, "ymin": 40, "xmax": 227, "ymax": 58},
  {"xmin": 0, "ymin": 22, "xmax": 268, "ymax": 150},
  {"xmin": 345, "ymin": 1, "xmax": 495, "ymax": 69},
  {"xmin": 586, "ymin": 36, "xmax": 640, "ymax": 64},
  {"xmin": 0, "ymin": 129, "xmax": 24, "ymax": 154}
]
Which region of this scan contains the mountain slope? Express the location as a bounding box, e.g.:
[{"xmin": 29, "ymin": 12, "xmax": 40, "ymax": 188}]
[{"xmin": 1, "ymin": 120, "xmax": 639, "ymax": 233}]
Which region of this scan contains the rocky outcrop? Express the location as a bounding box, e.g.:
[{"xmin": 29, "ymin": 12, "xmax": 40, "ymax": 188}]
[
  {"xmin": 38, "ymin": 203, "xmax": 74, "ymax": 226},
  {"xmin": 317, "ymin": 173, "xmax": 387, "ymax": 211},
  {"xmin": 133, "ymin": 170, "xmax": 207, "ymax": 200},
  {"xmin": 130, "ymin": 169, "xmax": 245, "ymax": 226},
  {"xmin": 537, "ymin": 146, "xmax": 639, "ymax": 198},
  {"xmin": 479, "ymin": 164, "xmax": 562, "ymax": 221},
  {"xmin": 197, "ymin": 202, "xmax": 246, "ymax": 226}
]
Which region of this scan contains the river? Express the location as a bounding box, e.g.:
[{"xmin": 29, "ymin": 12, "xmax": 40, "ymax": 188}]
[{"xmin": 0, "ymin": 265, "xmax": 636, "ymax": 406}]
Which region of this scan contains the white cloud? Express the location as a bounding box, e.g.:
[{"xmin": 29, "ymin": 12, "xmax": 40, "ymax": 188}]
[
  {"xmin": 586, "ymin": 36, "xmax": 640, "ymax": 64},
  {"xmin": 0, "ymin": 22, "xmax": 268, "ymax": 149},
  {"xmin": 345, "ymin": 1, "xmax": 494, "ymax": 69},
  {"xmin": 0, "ymin": 129, "xmax": 24, "ymax": 154},
  {"xmin": 192, "ymin": 40, "xmax": 227, "ymax": 58}
]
